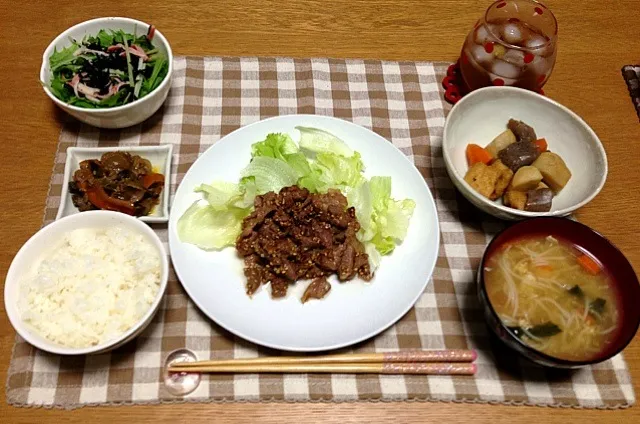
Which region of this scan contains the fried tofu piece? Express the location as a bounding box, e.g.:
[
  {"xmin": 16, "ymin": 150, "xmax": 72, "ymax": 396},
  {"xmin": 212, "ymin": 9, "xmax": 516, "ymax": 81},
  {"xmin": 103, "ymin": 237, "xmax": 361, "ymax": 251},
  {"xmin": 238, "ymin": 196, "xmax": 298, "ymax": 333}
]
[
  {"xmin": 503, "ymin": 175, "xmax": 543, "ymax": 211},
  {"xmin": 503, "ymin": 189, "xmax": 527, "ymax": 210},
  {"xmin": 464, "ymin": 163, "xmax": 496, "ymax": 199},
  {"xmin": 464, "ymin": 160, "xmax": 513, "ymax": 200},
  {"xmin": 490, "ymin": 160, "xmax": 513, "ymax": 199}
]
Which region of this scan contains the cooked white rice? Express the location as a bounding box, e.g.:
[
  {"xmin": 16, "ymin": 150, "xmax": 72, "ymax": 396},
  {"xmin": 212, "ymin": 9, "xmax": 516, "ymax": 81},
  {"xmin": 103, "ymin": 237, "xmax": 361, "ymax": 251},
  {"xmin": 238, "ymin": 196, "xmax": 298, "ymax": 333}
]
[{"xmin": 18, "ymin": 226, "xmax": 161, "ymax": 348}]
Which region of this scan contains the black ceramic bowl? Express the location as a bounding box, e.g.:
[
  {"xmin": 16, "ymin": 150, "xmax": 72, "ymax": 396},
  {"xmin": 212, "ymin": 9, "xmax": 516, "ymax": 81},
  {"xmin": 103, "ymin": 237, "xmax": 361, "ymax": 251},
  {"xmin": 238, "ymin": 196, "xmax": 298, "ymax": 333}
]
[{"xmin": 478, "ymin": 217, "xmax": 640, "ymax": 368}]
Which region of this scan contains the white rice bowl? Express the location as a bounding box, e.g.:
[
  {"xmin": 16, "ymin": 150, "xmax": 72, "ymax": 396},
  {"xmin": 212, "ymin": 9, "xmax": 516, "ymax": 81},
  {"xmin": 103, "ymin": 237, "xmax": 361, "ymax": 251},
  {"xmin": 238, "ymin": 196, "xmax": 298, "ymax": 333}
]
[{"xmin": 4, "ymin": 210, "xmax": 169, "ymax": 355}]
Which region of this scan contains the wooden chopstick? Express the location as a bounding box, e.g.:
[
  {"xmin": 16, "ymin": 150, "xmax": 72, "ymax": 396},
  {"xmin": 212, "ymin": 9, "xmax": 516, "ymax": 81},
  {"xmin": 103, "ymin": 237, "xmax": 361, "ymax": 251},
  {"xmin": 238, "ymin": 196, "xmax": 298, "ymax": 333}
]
[
  {"xmin": 169, "ymin": 350, "xmax": 476, "ymax": 369},
  {"xmin": 168, "ymin": 362, "xmax": 477, "ymax": 375}
]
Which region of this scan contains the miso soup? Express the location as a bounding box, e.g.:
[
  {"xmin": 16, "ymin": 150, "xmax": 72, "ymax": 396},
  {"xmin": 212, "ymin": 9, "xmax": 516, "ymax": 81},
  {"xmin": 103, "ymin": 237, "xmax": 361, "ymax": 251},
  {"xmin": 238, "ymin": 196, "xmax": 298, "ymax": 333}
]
[{"xmin": 484, "ymin": 235, "xmax": 621, "ymax": 362}]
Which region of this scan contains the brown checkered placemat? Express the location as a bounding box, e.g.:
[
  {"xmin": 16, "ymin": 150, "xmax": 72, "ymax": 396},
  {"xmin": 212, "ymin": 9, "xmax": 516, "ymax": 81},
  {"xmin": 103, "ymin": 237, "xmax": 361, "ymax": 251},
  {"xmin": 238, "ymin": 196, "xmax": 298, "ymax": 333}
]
[{"xmin": 6, "ymin": 56, "xmax": 635, "ymax": 409}]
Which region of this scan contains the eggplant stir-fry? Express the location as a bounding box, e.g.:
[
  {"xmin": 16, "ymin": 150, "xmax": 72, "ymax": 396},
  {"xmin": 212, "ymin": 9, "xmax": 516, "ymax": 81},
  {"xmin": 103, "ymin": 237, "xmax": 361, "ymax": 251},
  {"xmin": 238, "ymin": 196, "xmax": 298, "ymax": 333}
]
[
  {"xmin": 69, "ymin": 151, "xmax": 165, "ymax": 216},
  {"xmin": 463, "ymin": 119, "xmax": 572, "ymax": 212}
]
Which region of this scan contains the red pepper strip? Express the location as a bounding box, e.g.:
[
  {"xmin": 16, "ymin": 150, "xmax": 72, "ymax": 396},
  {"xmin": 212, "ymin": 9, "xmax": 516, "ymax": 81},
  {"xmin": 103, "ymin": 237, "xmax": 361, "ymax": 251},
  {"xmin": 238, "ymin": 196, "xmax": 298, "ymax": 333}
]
[
  {"xmin": 85, "ymin": 186, "xmax": 136, "ymax": 215},
  {"xmin": 142, "ymin": 173, "xmax": 165, "ymax": 189}
]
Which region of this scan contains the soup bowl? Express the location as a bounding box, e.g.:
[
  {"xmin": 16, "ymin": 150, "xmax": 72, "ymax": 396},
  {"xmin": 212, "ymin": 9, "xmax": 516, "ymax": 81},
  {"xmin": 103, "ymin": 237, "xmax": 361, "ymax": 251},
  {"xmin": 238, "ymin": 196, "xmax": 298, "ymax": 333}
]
[{"xmin": 478, "ymin": 217, "xmax": 640, "ymax": 368}]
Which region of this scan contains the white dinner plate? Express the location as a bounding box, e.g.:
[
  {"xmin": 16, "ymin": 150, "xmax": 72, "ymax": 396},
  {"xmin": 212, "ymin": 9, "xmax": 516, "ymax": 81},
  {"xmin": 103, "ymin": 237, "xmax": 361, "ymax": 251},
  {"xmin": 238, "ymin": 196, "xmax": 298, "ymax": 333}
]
[{"xmin": 168, "ymin": 115, "xmax": 440, "ymax": 351}]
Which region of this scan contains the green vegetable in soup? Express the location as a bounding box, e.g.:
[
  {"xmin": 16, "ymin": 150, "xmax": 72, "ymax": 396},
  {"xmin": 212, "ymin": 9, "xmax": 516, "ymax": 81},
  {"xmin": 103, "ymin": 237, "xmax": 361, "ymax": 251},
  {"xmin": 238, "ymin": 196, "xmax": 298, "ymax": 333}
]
[
  {"xmin": 528, "ymin": 322, "xmax": 562, "ymax": 338},
  {"xmin": 508, "ymin": 322, "xmax": 562, "ymax": 339},
  {"xmin": 568, "ymin": 285, "xmax": 585, "ymax": 299},
  {"xmin": 589, "ymin": 298, "xmax": 607, "ymax": 316}
]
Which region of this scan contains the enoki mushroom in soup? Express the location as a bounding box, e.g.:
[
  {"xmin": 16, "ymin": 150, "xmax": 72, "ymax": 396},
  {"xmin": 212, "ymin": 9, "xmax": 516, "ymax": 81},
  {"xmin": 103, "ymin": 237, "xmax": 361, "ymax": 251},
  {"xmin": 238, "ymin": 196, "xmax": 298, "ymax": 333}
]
[{"xmin": 484, "ymin": 235, "xmax": 621, "ymax": 361}]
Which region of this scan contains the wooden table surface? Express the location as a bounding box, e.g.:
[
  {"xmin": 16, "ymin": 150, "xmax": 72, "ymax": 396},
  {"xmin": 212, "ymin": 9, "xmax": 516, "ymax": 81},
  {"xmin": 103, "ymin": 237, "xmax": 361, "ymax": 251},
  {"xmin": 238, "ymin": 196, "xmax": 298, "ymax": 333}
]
[{"xmin": 1, "ymin": 0, "xmax": 639, "ymax": 422}]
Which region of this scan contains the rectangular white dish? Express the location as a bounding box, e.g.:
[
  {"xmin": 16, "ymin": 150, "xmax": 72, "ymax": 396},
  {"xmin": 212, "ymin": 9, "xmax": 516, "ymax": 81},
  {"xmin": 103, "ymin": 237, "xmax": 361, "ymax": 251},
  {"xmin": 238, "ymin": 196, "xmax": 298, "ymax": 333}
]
[{"xmin": 56, "ymin": 145, "xmax": 173, "ymax": 223}]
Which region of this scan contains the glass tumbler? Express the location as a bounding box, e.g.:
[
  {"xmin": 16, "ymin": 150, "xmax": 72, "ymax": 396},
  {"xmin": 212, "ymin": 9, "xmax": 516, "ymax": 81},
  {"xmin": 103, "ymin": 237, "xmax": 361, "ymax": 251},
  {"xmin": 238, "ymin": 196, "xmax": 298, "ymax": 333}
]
[{"xmin": 459, "ymin": 0, "xmax": 558, "ymax": 92}]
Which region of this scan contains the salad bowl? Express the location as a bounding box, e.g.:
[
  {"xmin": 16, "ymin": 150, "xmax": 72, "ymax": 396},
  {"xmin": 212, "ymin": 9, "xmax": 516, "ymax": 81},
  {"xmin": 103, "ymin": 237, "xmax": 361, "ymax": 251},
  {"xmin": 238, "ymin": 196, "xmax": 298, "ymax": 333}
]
[{"xmin": 40, "ymin": 17, "xmax": 173, "ymax": 129}]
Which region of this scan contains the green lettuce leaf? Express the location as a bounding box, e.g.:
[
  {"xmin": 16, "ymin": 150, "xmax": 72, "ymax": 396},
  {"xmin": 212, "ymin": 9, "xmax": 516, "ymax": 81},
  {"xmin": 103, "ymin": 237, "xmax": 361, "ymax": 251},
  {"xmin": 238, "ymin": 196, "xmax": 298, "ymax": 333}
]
[
  {"xmin": 283, "ymin": 152, "xmax": 313, "ymax": 179},
  {"xmin": 370, "ymin": 233, "xmax": 396, "ymax": 255},
  {"xmin": 370, "ymin": 176, "xmax": 391, "ymax": 212},
  {"xmin": 177, "ymin": 201, "xmax": 249, "ymax": 250},
  {"xmin": 296, "ymin": 126, "xmax": 354, "ymax": 157},
  {"xmin": 382, "ymin": 199, "xmax": 416, "ymax": 240},
  {"xmin": 312, "ymin": 152, "xmax": 365, "ymax": 191},
  {"xmin": 347, "ymin": 180, "xmax": 373, "ymax": 233},
  {"xmin": 297, "ymin": 168, "xmax": 324, "ymax": 192},
  {"xmin": 196, "ymin": 180, "xmax": 255, "ymax": 210},
  {"xmin": 250, "ymin": 134, "xmax": 315, "ymax": 184},
  {"xmin": 346, "ymin": 176, "xmax": 415, "ymax": 265},
  {"xmin": 112, "ymin": 30, "xmax": 125, "ymax": 44},
  {"xmin": 195, "ymin": 181, "xmax": 242, "ymax": 210},
  {"xmin": 251, "ymin": 133, "xmax": 299, "ymax": 160},
  {"xmin": 240, "ymin": 156, "xmax": 299, "ymax": 194},
  {"xmin": 238, "ymin": 178, "xmax": 258, "ymax": 206}
]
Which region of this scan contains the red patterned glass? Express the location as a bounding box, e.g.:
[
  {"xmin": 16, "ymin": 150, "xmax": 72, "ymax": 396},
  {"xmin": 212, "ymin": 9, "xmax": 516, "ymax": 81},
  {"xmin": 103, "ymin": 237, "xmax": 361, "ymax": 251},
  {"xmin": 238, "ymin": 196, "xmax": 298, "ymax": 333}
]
[{"xmin": 459, "ymin": 0, "xmax": 558, "ymax": 92}]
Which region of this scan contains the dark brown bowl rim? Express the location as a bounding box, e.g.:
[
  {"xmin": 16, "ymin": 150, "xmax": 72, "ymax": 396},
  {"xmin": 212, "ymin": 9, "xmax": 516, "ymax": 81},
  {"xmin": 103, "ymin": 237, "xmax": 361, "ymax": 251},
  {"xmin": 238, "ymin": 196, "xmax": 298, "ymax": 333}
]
[{"xmin": 478, "ymin": 216, "xmax": 640, "ymax": 367}]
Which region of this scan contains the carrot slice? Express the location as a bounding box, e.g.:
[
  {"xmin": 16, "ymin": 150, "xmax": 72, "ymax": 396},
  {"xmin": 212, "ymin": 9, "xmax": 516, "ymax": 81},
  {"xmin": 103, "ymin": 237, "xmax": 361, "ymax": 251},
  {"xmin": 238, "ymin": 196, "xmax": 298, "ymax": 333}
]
[
  {"xmin": 142, "ymin": 172, "xmax": 165, "ymax": 189},
  {"xmin": 535, "ymin": 264, "xmax": 554, "ymax": 272},
  {"xmin": 86, "ymin": 186, "xmax": 136, "ymax": 215},
  {"xmin": 534, "ymin": 138, "xmax": 548, "ymax": 152},
  {"xmin": 577, "ymin": 254, "xmax": 601, "ymax": 275},
  {"xmin": 577, "ymin": 306, "xmax": 597, "ymax": 326},
  {"xmin": 466, "ymin": 144, "xmax": 493, "ymax": 166}
]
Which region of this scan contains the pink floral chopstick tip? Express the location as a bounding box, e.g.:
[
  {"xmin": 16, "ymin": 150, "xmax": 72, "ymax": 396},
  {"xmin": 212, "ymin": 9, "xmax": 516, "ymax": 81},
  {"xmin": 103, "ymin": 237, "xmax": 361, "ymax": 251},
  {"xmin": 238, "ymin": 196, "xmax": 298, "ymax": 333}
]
[
  {"xmin": 381, "ymin": 362, "xmax": 477, "ymax": 375},
  {"xmin": 382, "ymin": 349, "xmax": 477, "ymax": 363}
]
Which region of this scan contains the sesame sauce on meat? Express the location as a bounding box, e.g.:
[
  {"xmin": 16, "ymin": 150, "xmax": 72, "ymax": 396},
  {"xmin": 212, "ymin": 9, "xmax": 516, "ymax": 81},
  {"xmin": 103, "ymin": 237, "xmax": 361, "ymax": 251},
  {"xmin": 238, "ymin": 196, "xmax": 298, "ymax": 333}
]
[{"xmin": 235, "ymin": 186, "xmax": 373, "ymax": 302}]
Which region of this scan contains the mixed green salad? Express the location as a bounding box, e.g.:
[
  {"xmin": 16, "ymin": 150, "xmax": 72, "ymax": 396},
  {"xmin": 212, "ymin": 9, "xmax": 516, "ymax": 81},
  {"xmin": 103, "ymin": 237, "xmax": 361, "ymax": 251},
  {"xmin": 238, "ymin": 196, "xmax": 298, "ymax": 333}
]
[
  {"xmin": 48, "ymin": 26, "xmax": 168, "ymax": 108},
  {"xmin": 177, "ymin": 127, "xmax": 416, "ymax": 271}
]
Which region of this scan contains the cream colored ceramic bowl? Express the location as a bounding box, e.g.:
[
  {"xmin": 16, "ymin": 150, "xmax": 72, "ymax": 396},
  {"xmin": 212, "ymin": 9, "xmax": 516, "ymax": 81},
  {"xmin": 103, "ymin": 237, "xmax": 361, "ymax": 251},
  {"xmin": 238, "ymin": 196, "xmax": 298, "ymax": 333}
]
[
  {"xmin": 40, "ymin": 17, "xmax": 173, "ymax": 129},
  {"xmin": 442, "ymin": 87, "xmax": 607, "ymax": 220},
  {"xmin": 4, "ymin": 211, "xmax": 169, "ymax": 355}
]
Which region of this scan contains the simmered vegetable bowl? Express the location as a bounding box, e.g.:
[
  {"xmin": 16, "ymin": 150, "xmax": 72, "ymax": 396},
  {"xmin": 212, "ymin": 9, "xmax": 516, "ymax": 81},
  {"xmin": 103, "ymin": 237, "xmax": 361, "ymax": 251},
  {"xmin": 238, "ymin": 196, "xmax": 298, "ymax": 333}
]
[{"xmin": 47, "ymin": 26, "xmax": 169, "ymax": 108}]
